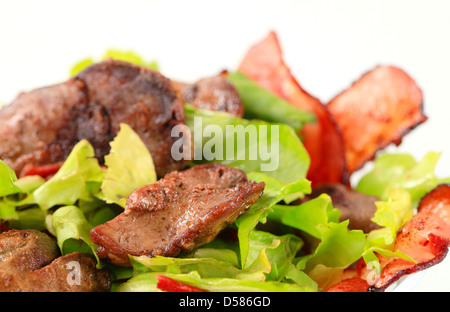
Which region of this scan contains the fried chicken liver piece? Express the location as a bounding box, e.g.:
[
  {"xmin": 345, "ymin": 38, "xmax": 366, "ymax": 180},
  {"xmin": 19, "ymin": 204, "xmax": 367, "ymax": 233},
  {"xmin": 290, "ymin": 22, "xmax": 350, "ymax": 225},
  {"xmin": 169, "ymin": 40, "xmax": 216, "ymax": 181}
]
[
  {"xmin": 0, "ymin": 229, "xmax": 110, "ymax": 292},
  {"xmin": 90, "ymin": 163, "xmax": 265, "ymax": 266},
  {"xmin": 0, "ymin": 60, "xmax": 188, "ymax": 178}
]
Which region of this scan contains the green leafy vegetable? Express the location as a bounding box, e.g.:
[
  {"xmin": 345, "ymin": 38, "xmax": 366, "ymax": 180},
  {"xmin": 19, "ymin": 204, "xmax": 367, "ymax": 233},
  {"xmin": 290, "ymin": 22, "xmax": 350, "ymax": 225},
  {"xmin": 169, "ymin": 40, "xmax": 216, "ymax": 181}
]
[
  {"xmin": 301, "ymin": 221, "xmax": 366, "ymax": 271},
  {"xmin": 185, "ymin": 104, "xmax": 310, "ymax": 184},
  {"xmin": 355, "ymin": 151, "xmax": 444, "ymax": 265},
  {"xmin": 119, "ymin": 229, "xmax": 317, "ymax": 292},
  {"xmin": 362, "ymin": 187, "xmax": 416, "ymax": 264},
  {"xmin": 130, "ymin": 255, "xmax": 244, "ymax": 279},
  {"xmin": 227, "ymin": 71, "xmax": 315, "ymax": 132},
  {"xmin": 7, "ymin": 206, "xmax": 47, "ymax": 231},
  {"xmin": 13, "ymin": 175, "xmax": 45, "ymax": 194},
  {"xmin": 51, "ymin": 205, "xmax": 100, "ymax": 263},
  {"xmin": 245, "ymin": 230, "xmax": 303, "ymax": 280},
  {"xmin": 270, "ymin": 195, "xmax": 366, "ymax": 273},
  {"xmin": 235, "ymin": 175, "xmax": 310, "ymax": 268},
  {"xmin": 356, "ymin": 152, "xmax": 442, "ymax": 204},
  {"xmin": 100, "ymin": 123, "xmax": 157, "ymax": 208},
  {"xmin": 118, "ymin": 270, "xmax": 318, "ymax": 292},
  {"xmin": 371, "ymin": 187, "xmax": 414, "ymax": 245},
  {"xmin": 31, "ymin": 140, "xmax": 103, "ymax": 210},
  {"xmin": 70, "ymin": 49, "xmax": 159, "ymax": 76},
  {"xmin": 270, "ymin": 194, "xmax": 340, "ymax": 239},
  {"xmin": 70, "ymin": 58, "xmax": 94, "ymax": 77},
  {"xmin": 102, "ymin": 49, "xmax": 159, "ymax": 70},
  {"xmin": 0, "ymin": 160, "xmax": 22, "ymax": 197},
  {"xmin": 115, "ymin": 273, "xmax": 161, "ymax": 292},
  {"xmin": 0, "ymin": 201, "xmax": 18, "ymax": 221}
]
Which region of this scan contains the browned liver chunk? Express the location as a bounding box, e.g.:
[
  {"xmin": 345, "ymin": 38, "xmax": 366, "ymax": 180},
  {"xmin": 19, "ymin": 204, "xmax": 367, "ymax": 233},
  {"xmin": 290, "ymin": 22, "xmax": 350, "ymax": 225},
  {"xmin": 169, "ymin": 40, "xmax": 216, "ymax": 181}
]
[
  {"xmin": 90, "ymin": 163, "xmax": 265, "ymax": 266},
  {"xmin": 0, "ymin": 229, "xmax": 110, "ymax": 292}
]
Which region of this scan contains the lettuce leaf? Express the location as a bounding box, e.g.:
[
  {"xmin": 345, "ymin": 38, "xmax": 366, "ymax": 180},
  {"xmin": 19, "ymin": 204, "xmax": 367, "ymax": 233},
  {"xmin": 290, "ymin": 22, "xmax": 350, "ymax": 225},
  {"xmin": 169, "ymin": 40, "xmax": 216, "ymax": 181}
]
[
  {"xmin": 270, "ymin": 194, "xmax": 340, "ymax": 239},
  {"xmin": 100, "ymin": 123, "xmax": 157, "ymax": 208},
  {"xmin": 31, "ymin": 140, "xmax": 103, "ymax": 210},
  {"xmin": 7, "ymin": 206, "xmax": 47, "ymax": 231},
  {"xmin": 270, "ymin": 195, "xmax": 366, "ymax": 273},
  {"xmin": 70, "ymin": 58, "xmax": 94, "ymax": 77},
  {"xmin": 227, "ymin": 71, "xmax": 315, "ymax": 132},
  {"xmin": 0, "ymin": 168, "xmax": 46, "ymax": 229},
  {"xmin": 0, "ymin": 201, "xmax": 18, "ymax": 221},
  {"xmin": 13, "ymin": 175, "xmax": 45, "ymax": 194},
  {"xmin": 129, "ymin": 231, "xmax": 303, "ymax": 280},
  {"xmin": 300, "ymin": 221, "xmax": 366, "ymax": 271},
  {"xmin": 129, "ymin": 255, "xmax": 244, "ymax": 279},
  {"xmin": 119, "ymin": 229, "xmax": 317, "ymax": 292},
  {"xmin": 354, "ymin": 152, "xmax": 443, "ymax": 265},
  {"xmin": 235, "ymin": 175, "xmax": 310, "ymax": 268},
  {"xmin": 0, "ymin": 161, "xmax": 22, "ymax": 221},
  {"xmin": 356, "ymin": 152, "xmax": 441, "ymax": 204},
  {"xmin": 70, "ymin": 49, "xmax": 159, "ymax": 76},
  {"xmin": 159, "ymin": 271, "xmax": 317, "ymax": 292},
  {"xmin": 50, "ymin": 205, "xmax": 101, "ymax": 264},
  {"xmin": 0, "ymin": 160, "xmax": 22, "ymax": 197},
  {"xmin": 102, "ymin": 49, "xmax": 159, "ymax": 71},
  {"xmin": 185, "ymin": 104, "xmax": 310, "ymax": 184},
  {"xmin": 245, "ymin": 230, "xmax": 303, "ymax": 280},
  {"xmin": 115, "ymin": 272, "xmax": 162, "ymax": 292},
  {"xmin": 361, "ymin": 187, "xmax": 416, "ymax": 264},
  {"xmin": 117, "ymin": 271, "xmax": 317, "ymax": 292},
  {"xmin": 371, "ymin": 187, "xmax": 414, "ymax": 245}
]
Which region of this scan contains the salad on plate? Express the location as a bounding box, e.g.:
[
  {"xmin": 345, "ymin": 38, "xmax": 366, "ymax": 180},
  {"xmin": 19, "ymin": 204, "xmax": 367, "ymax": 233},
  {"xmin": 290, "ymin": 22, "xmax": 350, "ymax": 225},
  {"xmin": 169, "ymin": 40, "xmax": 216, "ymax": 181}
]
[{"xmin": 0, "ymin": 32, "xmax": 449, "ymax": 292}]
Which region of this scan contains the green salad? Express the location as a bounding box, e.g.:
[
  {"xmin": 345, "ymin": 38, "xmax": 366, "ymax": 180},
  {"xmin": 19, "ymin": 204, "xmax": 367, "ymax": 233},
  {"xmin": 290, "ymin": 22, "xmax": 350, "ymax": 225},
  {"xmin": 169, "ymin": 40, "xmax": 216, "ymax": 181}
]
[{"xmin": 0, "ymin": 51, "xmax": 447, "ymax": 292}]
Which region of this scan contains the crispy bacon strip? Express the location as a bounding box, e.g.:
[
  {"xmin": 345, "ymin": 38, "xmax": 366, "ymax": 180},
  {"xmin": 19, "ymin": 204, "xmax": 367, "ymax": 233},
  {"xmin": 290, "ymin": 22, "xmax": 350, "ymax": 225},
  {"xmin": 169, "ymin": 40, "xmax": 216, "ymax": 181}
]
[
  {"xmin": 156, "ymin": 274, "xmax": 208, "ymax": 292},
  {"xmin": 238, "ymin": 31, "xmax": 347, "ymax": 187},
  {"xmin": 327, "ymin": 66, "xmax": 427, "ymax": 174},
  {"xmin": 326, "ymin": 278, "xmax": 369, "ymax": 292},
  {"xmin": 369, "ymin": 184, "xmax": 450, "ymax": 291}
]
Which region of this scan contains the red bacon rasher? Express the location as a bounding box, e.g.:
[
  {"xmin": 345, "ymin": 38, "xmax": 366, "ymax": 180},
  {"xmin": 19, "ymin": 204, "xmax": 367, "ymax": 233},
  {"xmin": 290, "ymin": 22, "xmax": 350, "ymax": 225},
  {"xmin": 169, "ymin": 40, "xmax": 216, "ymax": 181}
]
[
  {"xmin": 238, "ymin": 31, "xmax": 348, "ymax": 187},
  {"xmin": 327, "ymin": 65, "xmax": 427, "ymax": 175},
  {"xmin": 326, "ymin": 278, "xmax": 369, "ymax": 292},
  {"xmin": 239, "ymin": 32, "xmax": 427, "ymax": 186},
  {"xmin": 369, "ymin": 184, "xmax": 450, "ymax": 291},
  {"xmin": 326, "ymin": 185, "xmax": 450, "ymax": 292}
]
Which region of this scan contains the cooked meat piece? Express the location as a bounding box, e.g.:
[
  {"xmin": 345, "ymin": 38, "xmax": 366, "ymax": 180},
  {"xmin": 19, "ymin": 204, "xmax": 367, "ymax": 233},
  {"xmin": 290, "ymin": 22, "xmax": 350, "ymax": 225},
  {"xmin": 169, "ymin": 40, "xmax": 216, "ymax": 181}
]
[
  {"xmin": 369, "ymin": 184, "xmax": 450, "ymax": 291},
  {"xmin": 0, "ymin": 60, "xmax": 188, "ymax": 178},
  {"xmin": 0, "ymin": 252, "xmax": 111, "ymax": 292},
  {"xmin": 180, "ymin": 74, "xmax": 244, "ymax": 117},
  {"xmin": 0, "ymin": 79, "xmax": 109, "ymax": 176},
  {"xmin": 77, "ymin": 60, "xmax": 187, "ymax": 177},
  {"xmin": 90, "ymin": 163, "xmax": 265, "ymax": 266},
  {"xmin": 0, "ymin": 229, "xmax": 110, "ymax": 292},
  {"xmin": 0, "ymin": 229, "xmax": 60, "ymax": 271},
  {"xmin": 0, "ymin": 222, "xmax": 8, "ymax": 234},
  {"xmin": 238, "ymin": 31, "xmax": 348, "ymax": 187},
  {"xmin": 327, "ymin": 66, "xmax": 426, "ymax": 175},
  {"xmin": 304, "ymin": 183, "xmax": 381, "ymax": 233}
]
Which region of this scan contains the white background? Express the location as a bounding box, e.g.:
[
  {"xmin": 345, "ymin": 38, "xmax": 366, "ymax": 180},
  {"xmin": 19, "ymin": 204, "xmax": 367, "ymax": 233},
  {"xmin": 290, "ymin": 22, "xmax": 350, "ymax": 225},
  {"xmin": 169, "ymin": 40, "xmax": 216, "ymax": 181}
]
[{"xmin": 1, "ymin": 0, "xmax": 449, "ymax": 291}]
